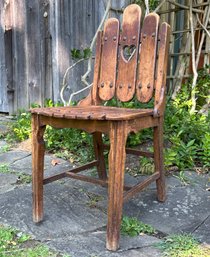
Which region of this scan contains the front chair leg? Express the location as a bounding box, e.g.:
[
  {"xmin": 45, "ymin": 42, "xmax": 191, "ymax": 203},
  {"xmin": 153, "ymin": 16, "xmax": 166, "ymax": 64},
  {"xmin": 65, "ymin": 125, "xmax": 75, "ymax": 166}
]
[
  {"xmin": 106, "ymin": 122, "xmax": 128, "ymax": 251},
  {"xmin": 154, "ymin": 117, "xmax": 166, "ymax": 202},
  {"xmin": 31, "ymin": 114, "xmax": 46, "ymax": 223}
]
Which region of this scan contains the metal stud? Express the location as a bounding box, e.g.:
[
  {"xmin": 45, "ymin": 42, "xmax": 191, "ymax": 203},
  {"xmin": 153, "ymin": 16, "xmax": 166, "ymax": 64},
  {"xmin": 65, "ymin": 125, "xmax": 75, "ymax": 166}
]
[
  {"xmin": 132, "ymin": 36, "xmax": 136, "ymax": 40},
  {"xmin": 104, "ymin": 37, "xmax": 108, "ymax": 41},
  {"xmin": 119, "ymin": 84, "xmax": 123, "ymax": 89},
  {"xmin": 101, "ymin": 82, "xmax": 104, "ymax": 88},
  {"xmin": 123, "ymin": 36, "xmax": 126, "ymax": 41},
  {"xmin": 128, "ymin": 84, "xmax": 132, "ymax": 89},
  {"xmin": 152, "ymin": 32, "xmax": 156, "ymax": 37},
  {"xmin": 110, "ymin": 82, "xmax": 113, "ymax": 88},
  {"xmin": 143, "ymin": 34, "xmax": 146, "ymax": 39},
  {"xmin": 113, "ymin": 36, "xmax": 117, "ymax": 41},
  {"xmin": 147, "ymin": 83, "xmax": 151, "ymax": 89},
  {"xmin": 138, "ymin": 83, "xmax": 142, "ymax": 89}
]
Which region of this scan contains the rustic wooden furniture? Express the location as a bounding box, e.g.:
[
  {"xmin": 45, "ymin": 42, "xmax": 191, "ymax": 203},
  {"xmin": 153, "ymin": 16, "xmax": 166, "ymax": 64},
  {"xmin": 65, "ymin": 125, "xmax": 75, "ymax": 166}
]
[{"xmin": 31, "ymin": 4, "xmax": 170, "ymax": 251}]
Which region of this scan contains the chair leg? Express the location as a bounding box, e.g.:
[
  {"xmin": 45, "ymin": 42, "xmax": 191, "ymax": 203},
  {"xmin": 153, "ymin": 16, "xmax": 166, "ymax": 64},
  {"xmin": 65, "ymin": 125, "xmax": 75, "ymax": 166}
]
[
  {"xmin": 154, "ymin": 117, "xmax": 166, "ymax": 202},
  {"xmin": 93, "ymin": 132, "xmax": 107, "ymax": 180},
  {"xmin": 31, "ymin": 114, "xmax": 46, "ymax": 223},
  {"xmin": 106, "ymin": 122, "xmax": 127, "ymax": 251}
]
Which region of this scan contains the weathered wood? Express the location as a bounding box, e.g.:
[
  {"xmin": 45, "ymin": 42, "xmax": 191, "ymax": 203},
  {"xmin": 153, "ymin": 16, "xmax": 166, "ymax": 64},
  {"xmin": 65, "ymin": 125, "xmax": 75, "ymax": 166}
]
[
  {"xmin": 154, "ymin": 22, "xmax": 171, "ymax": 116},
  {"xmin": 43, "ymin": 160, "xmax": 98, "ymax": 184},
  {"xmin": 123, "ymin": 172, "xmax": 160, "ymax": 202},
  {"xmin": 103, "ymin": 144, "xmax": 154, "ymax": 158},
  {"xmin": 32, "ymin": 114, "xmax": 46, "ymax": 223},
  {"xmin": 31, "ymin": 4, "xmax": 170, "ymax": 252},
  {"xmin": 154, "ymin": 118, "xmax": 166, "ymax": 202},
  {"xmin": 136, "ymin": 13, "xmax": 159, "ymax": 103},
  {"xmin": 106, "ymin": 121, "xmax": 127, "ymax": 251},
  {"xmin": 93, "ymin": 132, "xmax": 107, "ymax": 179},
  {"xmin": 116, "ymin": 4, "xmax": 141, "ymax": 102},
  {"xmin": 99, "ymin": 18, "xmax": 119, "ymax": 101}
]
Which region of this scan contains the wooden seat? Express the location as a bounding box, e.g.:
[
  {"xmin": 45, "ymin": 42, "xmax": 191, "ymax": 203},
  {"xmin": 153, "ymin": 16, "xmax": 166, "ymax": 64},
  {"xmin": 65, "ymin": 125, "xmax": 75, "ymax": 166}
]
[{"xmin": 31, "ymin": 4, "xmax": 170, "ymax": 251}]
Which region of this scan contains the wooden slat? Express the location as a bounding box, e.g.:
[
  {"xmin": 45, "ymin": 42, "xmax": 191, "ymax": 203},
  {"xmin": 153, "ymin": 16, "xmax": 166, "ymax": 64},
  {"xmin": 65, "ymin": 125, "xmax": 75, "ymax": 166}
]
[
  {"xmin": 103, "ymin": 144, "xmax": 154, "ymax": 158},
  {"xmin": 91, "ymin": 31, "xmax": 103, "ymax": 105},
  {"xmin": 136, "ymin": 13, "xmax": 159, "ymax": 103},
  {"xmin": 31, "ymin": 106, "xmax": 153, "ymax": 120},
  {"xmin": 116, "ymin": 4, "xmax": 141, "ymax": 102},
  {"xmin": 123, "ymin": 172, "xmax": 159, "ymax": 202},
  {"xmin": 154, "ymin": 22, "xmax": 171, "ymax": 116},
  {"xmin": 43, "ymin": 160, "xmax": 98, "ymax": 185},
  {"xmin": 98, "ymin": 18, "xmax": 119, "ymax": 101}
]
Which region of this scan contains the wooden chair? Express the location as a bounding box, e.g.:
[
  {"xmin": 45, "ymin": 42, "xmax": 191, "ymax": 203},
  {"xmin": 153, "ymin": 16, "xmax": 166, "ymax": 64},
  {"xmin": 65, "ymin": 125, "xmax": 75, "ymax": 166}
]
[{"xmin": 31, "ymin": 4, "xmax": 170, "ymax": 251}]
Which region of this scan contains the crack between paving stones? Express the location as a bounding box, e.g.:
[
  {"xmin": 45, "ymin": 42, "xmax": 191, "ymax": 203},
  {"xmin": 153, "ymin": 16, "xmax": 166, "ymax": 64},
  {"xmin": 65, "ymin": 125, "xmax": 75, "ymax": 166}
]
[
  {"xmin": 10, "ymin": 153, "xmax": 31, "ymax": 165},
  {"xmin": 191, "ymin": 213, "xmax": 210, "ymax": 234},
  {"xmin": 116, "ymin": 243, "xmax": 160, "ymax": 253}
]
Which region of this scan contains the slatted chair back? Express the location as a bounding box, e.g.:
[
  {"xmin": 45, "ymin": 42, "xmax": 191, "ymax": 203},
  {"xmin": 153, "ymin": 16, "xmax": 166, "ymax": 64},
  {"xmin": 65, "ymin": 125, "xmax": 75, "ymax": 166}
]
[{"xmin": 91, "ymin": 4, "xmax": 170, "ymax": 114}]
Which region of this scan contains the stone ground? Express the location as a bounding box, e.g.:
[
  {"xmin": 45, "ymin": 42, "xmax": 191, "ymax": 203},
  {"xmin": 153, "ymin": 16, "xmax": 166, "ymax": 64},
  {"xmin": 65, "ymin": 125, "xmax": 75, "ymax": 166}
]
[{"xmin": 0, "ymin": 115, "xmax": 210, "ymax": 257}]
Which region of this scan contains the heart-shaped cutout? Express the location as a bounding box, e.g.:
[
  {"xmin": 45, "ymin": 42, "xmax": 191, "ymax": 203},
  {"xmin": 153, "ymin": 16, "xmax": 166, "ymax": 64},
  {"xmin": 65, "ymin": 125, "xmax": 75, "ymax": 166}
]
[{"xmin": 122, "ymin": 45, "xmax": 136, "ymax": 62}]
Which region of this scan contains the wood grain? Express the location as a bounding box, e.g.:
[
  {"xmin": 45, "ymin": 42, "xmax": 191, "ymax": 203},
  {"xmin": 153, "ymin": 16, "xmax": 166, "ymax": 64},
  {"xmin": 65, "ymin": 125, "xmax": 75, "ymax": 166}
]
[
  {"xmin": 98, "ymin": 18, "xmax": 119, "ymax": 101},
  {"xmin": 116, "ymin": 4, "xmax": 141, "ymax": 102},
  {"xmin": 136, "ymin": 13, "xmax": 159, "ymax": 103}
]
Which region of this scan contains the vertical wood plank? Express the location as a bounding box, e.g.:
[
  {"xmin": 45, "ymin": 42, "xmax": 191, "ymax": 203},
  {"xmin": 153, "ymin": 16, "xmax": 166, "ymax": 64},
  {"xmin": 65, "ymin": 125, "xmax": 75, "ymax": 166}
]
[
  {"xmin": 136, "ymin": 13, "xmax": 159, "ymax": 103},
  {"xmin": 11, "ymin": 0, "xmax": 28, "ymax": 113},
  {"xmin": 98, "ymin": 18, "xmax": 119, "ymax": 101},
  {"xmin": 116, "ymin": 4, "xmax": 141, "ymax": 102}
]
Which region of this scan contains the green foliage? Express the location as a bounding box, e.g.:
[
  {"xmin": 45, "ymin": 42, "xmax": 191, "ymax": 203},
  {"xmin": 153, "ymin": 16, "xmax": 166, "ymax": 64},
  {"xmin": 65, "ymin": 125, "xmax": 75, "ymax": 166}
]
[
  {"xmin": 133, "ymin": 0, "xmax": 160, "ymax": 10},
  {"xmin": 71, "ymin": 47, "xmax": 92, "ymax": 60},
  {"xmin": 121, "ymin": 216, "xmax": 155, "ymax": 237},
  {"xmin": 0, "ymin": 144, "xmax": 10, "ymax": 154},
  {"xmin": 157, "ymin": 233, "xmax": 210, "ymax": 257},
  {"xmin": 0, "ymin": 225, "xmax": 70, "ymax": 257},
  {"xmin": 0, "ymin": 164, "xmax": 10, "ymax": 174},
  {"xmin": 139, "ymin": 156, "xmax": 154, "ymax": 175},
  {"xmin": 6, "ymin": 111, "xmax": 31, "ymax": 142}
]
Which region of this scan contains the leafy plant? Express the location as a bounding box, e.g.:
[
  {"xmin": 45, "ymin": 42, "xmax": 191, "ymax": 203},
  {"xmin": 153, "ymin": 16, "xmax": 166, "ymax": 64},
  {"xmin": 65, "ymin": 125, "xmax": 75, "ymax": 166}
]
[
  {"xmin": 156, "ymin": 233, "xmax": 210, "ymax": 257},
  {"xmin": 0, "ymin": 144, "xmax": 10, "ymax": 153},
  {"xmin": 0, "ymin": 225, "xmax": 70, "ymax": 257},
  {"xmin": 0, "ymin": 164, "xmax": 10, "ymax": 174},
  {"xmin": 121, "ymin": 216, "xmax": 155, "ymax": 237},
  {"xmin": 71, "ymin": 47, "xmax": 92, "ymax": 60}
]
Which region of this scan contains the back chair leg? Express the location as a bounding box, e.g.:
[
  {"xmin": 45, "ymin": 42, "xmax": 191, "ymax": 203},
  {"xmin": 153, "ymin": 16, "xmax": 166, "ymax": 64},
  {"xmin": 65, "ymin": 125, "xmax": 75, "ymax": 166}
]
[
  {"xmin": 106, "ymin": 122, "xmax": 128, "ymax": 251},
  {"xmin": 93, "ymin": 132, "xmax": 107, "ymax": 180},
  {"xmin": 32, "ymin": 114, "xmax": 46, "ymax": 223},
  {"xmin": 154, "ymin": 117, "xmax": 166, "ymax": 202}
]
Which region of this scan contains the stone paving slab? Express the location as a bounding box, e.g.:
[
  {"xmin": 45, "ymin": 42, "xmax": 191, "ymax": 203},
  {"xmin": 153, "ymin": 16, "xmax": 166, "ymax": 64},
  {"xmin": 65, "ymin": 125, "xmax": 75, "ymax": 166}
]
[
  {"xmin": 124, "ymin": 184, "xmax": 210, "ymax": 238},
  {"xmin": 9, "ymin": 153, "xmax": 73, "ymax": 177},
  {"xmin": 46, "ymin": 231, "xmax": 161, "ymax": 257},
  {"xmin": 0, "ymin": 173, "xmax": 18, "ymax": 194},
  {"xmin": 0, "ymin": 151, "xmax": 30, "ymax": 165}
]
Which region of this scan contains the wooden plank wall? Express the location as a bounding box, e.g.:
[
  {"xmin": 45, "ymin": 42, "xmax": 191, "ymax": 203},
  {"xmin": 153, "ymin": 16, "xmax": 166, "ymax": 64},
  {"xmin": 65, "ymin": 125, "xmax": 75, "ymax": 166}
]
[{"xmin": 0, "ymin": 0, "xmax": 130, "ymax": 114}]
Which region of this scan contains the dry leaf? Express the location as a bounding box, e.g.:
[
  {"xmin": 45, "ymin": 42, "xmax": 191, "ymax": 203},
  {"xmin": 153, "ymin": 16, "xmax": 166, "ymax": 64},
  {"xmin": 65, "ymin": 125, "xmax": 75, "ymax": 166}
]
[{"xmin": 51, "ymin": 159, "xmax": 60, "ymax": 166}]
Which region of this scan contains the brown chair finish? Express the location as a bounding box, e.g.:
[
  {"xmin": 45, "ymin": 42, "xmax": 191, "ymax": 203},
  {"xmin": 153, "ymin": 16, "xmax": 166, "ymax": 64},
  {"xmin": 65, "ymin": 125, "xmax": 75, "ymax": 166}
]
[{"xmin": 31, "ymin": 4, "xmax": 170, "ymax": 251}]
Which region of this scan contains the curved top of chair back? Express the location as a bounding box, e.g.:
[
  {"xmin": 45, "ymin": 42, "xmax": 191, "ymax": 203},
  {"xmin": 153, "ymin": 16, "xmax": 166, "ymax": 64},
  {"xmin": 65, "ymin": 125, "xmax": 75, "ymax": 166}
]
[{"xmin": 91, "ymin": 4, "xmax": 170, "ymax": 111}]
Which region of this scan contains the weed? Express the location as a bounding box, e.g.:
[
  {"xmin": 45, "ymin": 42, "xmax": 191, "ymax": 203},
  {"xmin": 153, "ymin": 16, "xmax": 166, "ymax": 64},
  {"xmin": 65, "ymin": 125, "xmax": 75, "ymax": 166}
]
[
  {"xmin": 156, "ymin": 233, "xmax": 210, "ymax": 257},
  {"xmin": 17, "ymin": 174, "xmax": 32, "ymax": 184},
  {"xmin": 0, "ymin": 145, "xmax": 10, "ymax": 153},
  {"xmin": 173, "ymin": 171, "xmax": 190, "ymax": 186},
  {"xmin": 86, "ymin": 192, "xmax": 104, "ymax": 208},
  {"xmin": 0, "ymin": 224, "xmax": 70, "ymax": 257},
  {"xmin": 0, "ymin": 164, "xmax": 10, "ymax": 173},
  {"xmin": 121, "ymin": 216, "xmax": 155, "ymax": 237},
  {"xmin": 139, "ymin": 157, "xmax": 154, "ymax": 175}
]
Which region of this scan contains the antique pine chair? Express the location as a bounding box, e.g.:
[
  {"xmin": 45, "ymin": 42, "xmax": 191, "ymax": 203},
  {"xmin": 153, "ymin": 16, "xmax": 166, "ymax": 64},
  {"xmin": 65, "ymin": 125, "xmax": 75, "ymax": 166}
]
[{"xmin": 31, "ymin": 4, "xmax": 170, "ymax": 251}]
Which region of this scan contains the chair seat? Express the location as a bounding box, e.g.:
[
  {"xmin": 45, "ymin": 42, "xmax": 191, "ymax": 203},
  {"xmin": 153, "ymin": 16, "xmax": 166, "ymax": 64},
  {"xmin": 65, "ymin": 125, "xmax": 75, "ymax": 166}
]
[{"xmin": 31, "ymin": 106, "xmax": 154, "ymax": 121}]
